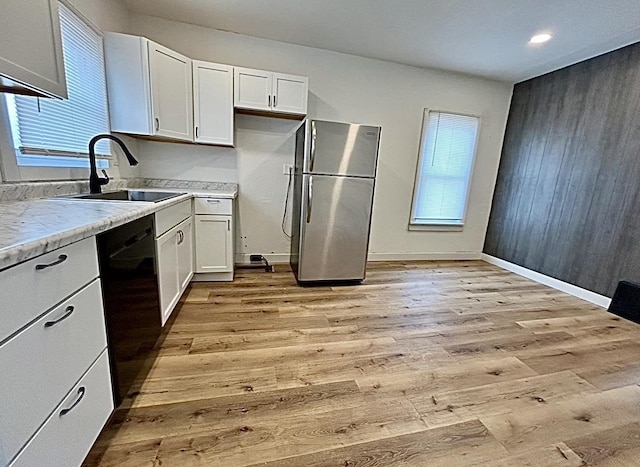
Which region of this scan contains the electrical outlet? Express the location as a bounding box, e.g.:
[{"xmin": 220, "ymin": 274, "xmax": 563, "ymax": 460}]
[{"xmin": 283, "ymin": 164, "xmax": 293, "ymax": 175}]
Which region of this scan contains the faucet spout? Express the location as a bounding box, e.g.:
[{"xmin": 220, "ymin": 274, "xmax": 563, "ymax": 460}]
[{"xmin": 88, "ymin": 134, "xmax": 138, "ymax": 194}]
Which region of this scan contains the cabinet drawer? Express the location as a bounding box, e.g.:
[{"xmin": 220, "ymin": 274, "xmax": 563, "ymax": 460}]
[
  {"xmin": 155, "ymin": 199, "xmax": 192, "ymax": 237},
  {"xmin": 194, "ymin": 197, "xmax": 232, "ymax": 215},
  {"xmin": 9, "ymin": 350, "xmax": 113, "ymax": 467},
  {"xmin": 0, "ymin": 237, "xmax": 99, "ymax": 344},
  {"xmin": 0, "ymin": 279, "xmax": 107, "ymax": 464}
]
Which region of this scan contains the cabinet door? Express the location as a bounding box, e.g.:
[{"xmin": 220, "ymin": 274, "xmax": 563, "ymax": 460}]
[
  {"xmin": 156, "ymin": 228, "xmax": 179, "ymax": 325},
  {"xmin": 234, "ymin": 67, "xmax": 272, "ymax": 111},
  {"xmin": 273, "ymin": 73, "xmax": 308, "ymax": 115},
  {"xmin": 177, "ymin": 217, "xmax": 194, "ymax": 292},
  {"xmin": 193, "ymin": 61, "xmax": 234, "ymax": 146},
  {"xmin": 0, "ymin": 0, "xmax": 67, "ymax": 98},
  {"xmin": 148, "ymin": 42, "xmax": 193, "ymax": 141},
  {"xmin": 195, "ymin": 215, "xmax": 233, "ymax": 273}
]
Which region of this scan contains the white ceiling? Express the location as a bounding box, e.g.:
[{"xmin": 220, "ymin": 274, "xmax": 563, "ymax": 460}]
[{"xmin": 122, "ymin": 0, "xmax": 640, "ymax": 82}]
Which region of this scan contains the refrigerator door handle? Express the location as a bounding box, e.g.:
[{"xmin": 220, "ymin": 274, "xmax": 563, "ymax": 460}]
[
  {"xmin": 310, "ymin": 121, "xmax": 317, "ymax": 172},
  {"xmin": 306, "ymin": 175, "xmax": 313, "ymax": 223}
]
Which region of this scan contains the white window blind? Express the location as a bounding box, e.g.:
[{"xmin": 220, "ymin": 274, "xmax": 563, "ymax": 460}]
[
  {"xmin": 411, "ymin": 110, "xmax": 479, "ymax": 226},
  {"xmin": 8, "ymin": 2, "xmax": 111, "ymax": 163}
]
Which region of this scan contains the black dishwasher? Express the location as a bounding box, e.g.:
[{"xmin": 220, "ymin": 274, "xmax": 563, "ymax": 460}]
[{"xmin": 96, "ymin": 215, "xmax": 162, "ymax": 406}]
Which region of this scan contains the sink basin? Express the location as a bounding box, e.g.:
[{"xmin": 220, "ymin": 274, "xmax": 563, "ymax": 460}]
[{"xmin": 67, "ymin": 190, "xmax": 186, "ymax": 203}]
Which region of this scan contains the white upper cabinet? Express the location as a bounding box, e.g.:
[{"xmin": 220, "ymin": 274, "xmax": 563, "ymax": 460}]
[
  {"xmin": 149, "ymin": 43, "xmax": 194, "ymax": 141},
  {"xmin": 104, "ymin": 33, "xmax": 193, "ymax": 142},
  {"xmin": 272, "ymin": 73, "xmax": 308, "ymax": 115},
  {"xmin": 234, "ymin": 67, "xmax": 308, "ymax": 116},
  {"xmin": 0, "ymin": 0, "xmax": 67, "ymax": 98},
  {"xmin": 193, "ymin": 61, "xmax": 234, "ymax": 146},
  {"xmin": 234, "ymin": 68, "xmax": 272, "ymax": 111}
]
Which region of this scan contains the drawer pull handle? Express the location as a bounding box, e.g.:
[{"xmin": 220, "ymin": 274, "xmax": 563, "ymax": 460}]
[
  {"xmin": 206, "ymin": 199, "xmax": 221, "ymax": 203},
  {"xmin": 44, "ymin": 305, "xmax": 75, "ymax": 328},
  {"xmin": 59, "ymin": 387, "xmax": 85, "ymax": 416},
  {"xmin": 35, "ymin": 254, "xmax": 68, "ymax": 270}
]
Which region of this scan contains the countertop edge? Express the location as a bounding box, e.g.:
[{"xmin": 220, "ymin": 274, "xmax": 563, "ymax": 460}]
[{"xmin": 0, "ymin": 188, "xmax": 237, "ymax": 271}]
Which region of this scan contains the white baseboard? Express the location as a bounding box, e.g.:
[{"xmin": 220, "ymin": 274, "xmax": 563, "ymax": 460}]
[
  {"xmin": 368, "ymin": 252, "xmax": 482, "ymax": 261},
  {"xmin": 192, "ymin": 271, "xmax": 234, "ymax": 282},
  {"xmin": 236, "ymin": 252, "xmax": 482, "ymax": 264},
  {"xmin": 481, "ymin": 254, "xmax": 611, "ymax": 308}
]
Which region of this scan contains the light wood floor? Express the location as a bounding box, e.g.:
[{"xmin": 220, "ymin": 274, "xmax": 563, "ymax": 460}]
[{"xmin": 85, "ymin": 261, "xmax": 640, "ymax": 466}]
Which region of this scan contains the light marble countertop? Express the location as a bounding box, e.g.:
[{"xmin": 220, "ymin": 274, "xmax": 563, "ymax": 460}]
[{"xmin": 0, "ymin": 185, "xmax": 237, "ymax": 271}]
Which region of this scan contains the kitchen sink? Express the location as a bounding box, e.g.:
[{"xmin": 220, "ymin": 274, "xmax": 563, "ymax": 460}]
[{"xmin": 66, "ymin": 190, "xmax": 186, "ymax": 203}]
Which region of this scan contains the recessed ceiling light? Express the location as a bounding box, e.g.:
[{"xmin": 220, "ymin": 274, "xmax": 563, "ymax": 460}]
[{"xmin": 529, "ymin": 33, "xmax": 553, "ymax": 44}]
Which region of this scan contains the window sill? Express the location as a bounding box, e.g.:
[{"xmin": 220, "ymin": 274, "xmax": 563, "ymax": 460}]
[{"xmin": 408, "ymin": 223, "xmax": 464, "ymax": 232}]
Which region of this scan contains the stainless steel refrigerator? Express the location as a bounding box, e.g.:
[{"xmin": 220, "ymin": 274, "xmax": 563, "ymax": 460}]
[{"xmin": 290, "ymin": 119, "xmax": 381, "ymax": 283}]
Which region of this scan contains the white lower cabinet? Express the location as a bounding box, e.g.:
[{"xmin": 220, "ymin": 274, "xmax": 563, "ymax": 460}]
[
  {"xmin": 0, "ymin": 238, "xmax": 111, "ymax": 467},
  {"xmin": 157, "ymin": 226, "xmax": 180, "ymax": 325},
  {"xmin": 178, "ymin": 217, "xmax": 194, "ymax": 291},
  {"xmin": 195, "ymin": 215, "xmax": 233, "ymax": 273},
  {"xmin": 193, "ymin": 196, "xmax": 234, "ymax": 281},
  {"xmin": 0, "ymin": 236, "xmax": 99, "ymax": 344},
  {"xmin": 156, "ymin": 215, "xmax": 193, "ymax": 325},
  {"xmin": 9, "ymin": 350, "xmax": 113, "ymax": 467},
  {"xmin": 0, "ymin": 280, "xmax": 107, "ymax": 464}
]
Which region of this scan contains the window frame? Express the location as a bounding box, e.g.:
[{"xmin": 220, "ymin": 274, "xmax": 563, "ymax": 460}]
[
  {"xmin": 409, "ymin": 109, "xmax": 481, "ymax": 231},
  {"xmin": 0, "ymin": 0, "xmax": 111, "ymax": 182}
]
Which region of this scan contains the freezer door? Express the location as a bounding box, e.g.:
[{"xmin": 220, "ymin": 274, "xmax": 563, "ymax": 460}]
[
  {"xmin": 304, "ymin": 120, "xmax": 380, "ymax": 177},
  {"xmin": 298, "ymin": 174, "xmax": 375, "ymax": 281}
]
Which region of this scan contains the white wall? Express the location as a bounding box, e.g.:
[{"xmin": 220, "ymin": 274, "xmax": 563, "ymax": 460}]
[
  {"xmin": 130, "ymin": 13, "xmax": 513, "ymax": 262},
  {"xmin": 0, "ymin": 0, "xmax": 138, "ymax": 183}
]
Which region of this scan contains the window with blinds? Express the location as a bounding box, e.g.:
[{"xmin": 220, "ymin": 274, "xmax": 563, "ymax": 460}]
[
  {"xmin": 410, "ymin": 110, "xmax": 480, "ymax": 227},
  {"xmin": 5, "ymin": 2, "xmax": 110, "ymax": 168}
]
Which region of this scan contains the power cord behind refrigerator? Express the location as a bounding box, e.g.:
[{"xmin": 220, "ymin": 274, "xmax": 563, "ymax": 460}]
[{"xmin": 281, "ymin": 165, "xmax": 293, "ymax": 239}]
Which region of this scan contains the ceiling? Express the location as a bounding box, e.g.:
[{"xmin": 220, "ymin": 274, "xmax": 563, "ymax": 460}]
[{"xmin": 122, "ymin": 0, "xmax": 640, "ymax": 82}]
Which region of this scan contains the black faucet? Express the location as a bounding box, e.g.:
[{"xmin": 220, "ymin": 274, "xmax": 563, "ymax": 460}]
[{"xmin": 89, "ymin": 134, "xmax": 139, "ymax": 194}]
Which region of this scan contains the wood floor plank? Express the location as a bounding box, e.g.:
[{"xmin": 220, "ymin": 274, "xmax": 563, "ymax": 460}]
[
  {"xmin": 85, "ymin": 261, "xmax": 640, "ymax": 466},
  {"xmin": 565, "ymin": 421, "xmax": 640, "ymax": 466},
  {"xmin": 357, "ymin": 356, "xmax": 537, "ymax": 401},
  {"xmin": 144, "ymin": 337, "xmax": 399, "ymax": 379},
  {"xmin": 188, "ymin": 325, "xmax": 361, "ymax": 354},
  {"xmin": 481, "ymin": 385, "xmax": 640, "ymax": 455},
  {"xmin": 478, "ymin": 442, "xmax": 583, "ymax": 467},
  {"xmin": 155, "ymin": 400, "xmax": 426, "ymax": 466},
  {"xmin": 83, "ymin": 438, "xmax": 162, "ymax": 467},
  {"xmin": 120, "ymin": 367, "xmax": 278, "ymax": 408},
  {"xmin": 413, "ymin": 370, "xmax": 598, "ymax": 428},
  {"xmin": 520, "ymin": 339, "xmax": 640, "ymax": 375},
  {"xmin": 101, "ymin": 381, "xmax": 365, "ymax": 447},
  {"xmin": 251, "ymin": 419, "xmax": 508, "ymax": 467}
]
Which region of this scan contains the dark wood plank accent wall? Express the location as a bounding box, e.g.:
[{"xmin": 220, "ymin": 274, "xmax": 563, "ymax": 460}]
[{"xmin": 484, "ymin": 42, "xmax": 640, "ymax": 297}]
